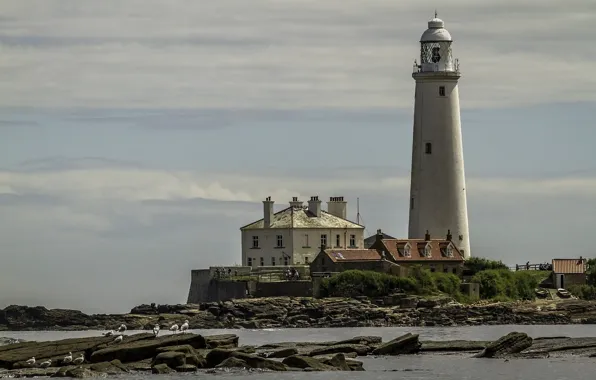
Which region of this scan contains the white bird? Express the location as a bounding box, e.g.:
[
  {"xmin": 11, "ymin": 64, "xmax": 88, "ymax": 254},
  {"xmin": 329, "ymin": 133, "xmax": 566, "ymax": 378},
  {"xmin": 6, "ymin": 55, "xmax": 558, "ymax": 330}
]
[
  {"xmin": 170, "ymin": 324, "xmax": 179, "ymax": 334},
  {"xmin": 117, "ymin": 324, "xmax": 127, "ymax": 333},
  {"xmin": 25, "ymin": 357, "xmax": 35, "ymax": 365},
  {"xmin": 39, "ymin": 359, "xmax": 52, "ymax": 368},
  {"xmin": 103, "ymin": 330, "xmax": 114, "ymax": 337},
  {"xmin": 180, "ymin": 320, "xmax": 189, "ymax": 334},
  {"xmin": 152, "ymin": 324, "xmax": 160, "ymax": 337},
  {"xmin": 72, "ymin": 354, "xmax": 85, "ymax": 365},
  {"xmin": 113, "ymin": 335, "xmax": 123, "ymax": 343},
  {"xmin": 62, "ymin": 352, "xmax": 73, "ymax": 364}
]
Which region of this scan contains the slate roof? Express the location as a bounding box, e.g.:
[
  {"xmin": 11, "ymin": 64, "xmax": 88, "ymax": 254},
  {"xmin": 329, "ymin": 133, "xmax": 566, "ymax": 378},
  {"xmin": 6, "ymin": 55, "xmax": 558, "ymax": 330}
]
[
  {"xmin": 377, "ymin": 239, "xmax": 464, "ymax": 262},
  {"xmin": 241, "ymin": 206, "xmax": 364, "ymax": 230},
  {"xmin": 364, "ymin": 232, "xmax": 396, "ymax": 248}
]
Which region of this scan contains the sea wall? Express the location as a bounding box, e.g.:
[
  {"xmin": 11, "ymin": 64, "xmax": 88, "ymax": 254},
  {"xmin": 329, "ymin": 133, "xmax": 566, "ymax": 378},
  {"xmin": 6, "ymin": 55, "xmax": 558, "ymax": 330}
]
[{"xmin": 187, "ymin": 270, "xmax": 249, "ymax": 303}]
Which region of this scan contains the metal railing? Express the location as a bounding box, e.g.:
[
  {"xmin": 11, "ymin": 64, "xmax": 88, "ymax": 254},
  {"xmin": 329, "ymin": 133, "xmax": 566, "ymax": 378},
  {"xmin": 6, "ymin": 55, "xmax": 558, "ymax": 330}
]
[{"xmin": 511, "ymin": 263, "xmax": 552, "ymax": 271}]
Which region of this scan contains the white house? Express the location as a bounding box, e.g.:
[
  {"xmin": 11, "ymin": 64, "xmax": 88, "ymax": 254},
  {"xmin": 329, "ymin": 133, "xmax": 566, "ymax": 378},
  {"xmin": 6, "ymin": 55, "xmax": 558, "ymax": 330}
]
[{"xmin": 240, "ymin": 196, "xmax": 365, "ymax": 267}]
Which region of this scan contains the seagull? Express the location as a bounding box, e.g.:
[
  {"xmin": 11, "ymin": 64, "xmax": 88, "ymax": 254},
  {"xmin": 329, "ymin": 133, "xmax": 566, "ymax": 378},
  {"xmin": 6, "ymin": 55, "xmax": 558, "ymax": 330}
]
[
  {"xmin": 62, "ymin": 352, "xmax": 73, "ymax": 365},
  {"xmin": 117, "ymin": 324, "xmax": 127, "ymax": 333},
  {"xmin": 152, "ymin": 324, "xmax": 160, "ymax": 337},
  {"xmin": 180, "ymin": 320, "xmax": 189, "ymax": 334},
  {"xmin": 72, "ymin": 354, "xmax": 85, "ymax": 365},
  {"xmin": 103, "ymin": 330, "xmax": 115, "ymax": 337},
  {"xmin": 170, "ymin": 323, "xmax": 179, "ymax": 334},
  {"xmin": 25, "ymin": 357, "xmax": 35, "ymax": 365},
  {"xmin": 113, "ymin": 335, "xmax": 123, "ymax": 343},
  {"xmin": 39, "ymin": 359, "xmax": 52, "ymax": 368}
]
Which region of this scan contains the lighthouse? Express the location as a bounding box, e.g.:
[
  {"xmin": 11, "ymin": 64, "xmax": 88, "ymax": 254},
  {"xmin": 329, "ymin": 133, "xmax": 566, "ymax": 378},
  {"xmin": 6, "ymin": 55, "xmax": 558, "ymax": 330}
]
[{"xmin": 407, "ymin": 13, "xmax": 471, "ymax": 259}]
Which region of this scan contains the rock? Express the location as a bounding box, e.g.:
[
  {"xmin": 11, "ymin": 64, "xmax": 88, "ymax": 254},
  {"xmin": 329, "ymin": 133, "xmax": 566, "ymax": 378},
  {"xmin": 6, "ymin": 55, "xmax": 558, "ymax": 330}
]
[
  {"xmin": 205, "ymin": 348, "xmax": 234, "ymax": 368},
  {"xmin": 319, "ymin": 353, "xmax": 350, "ymax": 370},
  {"xmin": 88, "ymin": 360, "xmax": 128, "ymax": 374},
  {"xmin": 151, "ymin": 363, "xmax": 173, "ymax": 374},
  {"xmin": 90, "ymin": 333, "xmax": 207, "ymax": 363},
  {"xmin": 64, "ymin": 367, "xmax": 95, "ymax": 378},
  {"xmin": 175, "ymin": 364, "xmax": 198, "ymax": 372},
  {"xmin": 371, "ymin": 333, "xmax": 421, "ymax": 356},
  {"xmin": 308, "ymin": 344, "xmax": 372, "ymax": 356},
  {"xmin": 215, "ymin": 357, "xmax": 249, "ymax": 369},
  {"xmin": 152, "ymin": 351, "xmax": 186, "ymax": 368},
  {"xmin": 185, "ymin": 354, "xmax": 207, "ymax": 368},
  {"xmin": 230, "ymin": 352, "xmax": 287, "ymax": 371},
  {"xmin": 345, "ymin": 359, "xmax": 365, "ymax": 371},
  {"xmin": 282, "ymin": 355, "xmax": 336, "ymax": 371},
  {"xmin": 268, "ymin": 347, "xmax": 298, "ymax": 358},
  {"xmin": 204, "ymin": 334, "xmax": 239, "ymax": 348},
  {"xmin": 331, "ymin": 336, "xmax": 382, "ymax": 346},
  {"xmin": 155, "ymin": 344, "xmax": 196, "ymax": 355},
  {"xmin": 420, "ymin": 340, "xmax": 489, "ymax": 352},
  {"xmin": 474, "ymin": 332, "xmax": 533, "ymax": 358}
]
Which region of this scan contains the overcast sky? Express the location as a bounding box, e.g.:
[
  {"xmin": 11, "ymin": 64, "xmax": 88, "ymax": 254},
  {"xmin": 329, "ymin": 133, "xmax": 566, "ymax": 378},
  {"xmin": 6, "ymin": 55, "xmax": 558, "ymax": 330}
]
[{"xmin": 0, "ymin": 0, "xmax": 595, "ymax": 313}]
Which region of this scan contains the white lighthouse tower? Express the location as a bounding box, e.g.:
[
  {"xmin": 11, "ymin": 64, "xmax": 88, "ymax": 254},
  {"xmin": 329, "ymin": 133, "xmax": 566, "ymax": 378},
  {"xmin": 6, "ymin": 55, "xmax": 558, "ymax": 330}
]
[{"xmin": 407, "ymin": 13, "xmax": 471, "ymax": 258}]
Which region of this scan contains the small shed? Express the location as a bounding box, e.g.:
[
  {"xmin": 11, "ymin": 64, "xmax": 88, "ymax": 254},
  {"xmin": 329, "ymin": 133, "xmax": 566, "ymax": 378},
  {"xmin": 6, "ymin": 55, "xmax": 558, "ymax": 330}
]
[{"xmin": 551, "ymin": 258, "xmax": 586, "ymax": 289}]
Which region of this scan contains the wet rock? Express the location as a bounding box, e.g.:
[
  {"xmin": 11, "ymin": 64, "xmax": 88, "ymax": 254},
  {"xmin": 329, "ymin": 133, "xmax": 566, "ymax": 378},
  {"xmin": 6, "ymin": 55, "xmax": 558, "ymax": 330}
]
[
  {"xmin": 371, "ymin": 333, "xmax": 421, "ymax": 356},
  {"xmin": 155, "ymin": 344, "xmax": 196, "ymax": 355},
  {"xmin": 175, "ymin": 364, "xmax": 197, "ymax": 372},
  {"xmin": 151, "ymin": 363, "xmax": 173, "ymax": 374},
  {"xmin": 308, "ymin": 344, "xmax": 372, "ymax": 357},
  {"xmin": 268, "ymin": 347, "xmax": 298, "ymax": 358},
  {"xmin": 230, "ymin": 352, "xmax": 287, "ymax": 371},
  {"xmin": 319, "ymin": 353, "xmax": 350, "ymax": 370},
  {"xmin": 204, "ymin": 334, "xmax": 239, "ymax": 349},
  {"xmin": 215, "ymin": 357, "xmax": 248, "ymax": 369},
  {"xmin": 420, "ymin": 340, "xmax": 489, "ymax": 352},
  {"xmin": 151, "ymin": 351, "xmax": 185, "ymax": 368},
  {"xmin": 282, "ymin": 355, "xmax": 336, "ymax": 371},
  {"xmin": 474, "ymin": 332, "xmax": 533, "ymax": 358}
]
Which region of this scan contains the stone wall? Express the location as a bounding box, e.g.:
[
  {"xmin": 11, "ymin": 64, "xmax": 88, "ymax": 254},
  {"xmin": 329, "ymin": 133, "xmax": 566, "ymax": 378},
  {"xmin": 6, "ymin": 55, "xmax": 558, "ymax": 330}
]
[
  {"xmin": 255, "ymin": 281, "xmax": 312, "ymax": 298},
  {"xmin": 187, "ymin": 270, "xmax": 249, "ymax": 303}
]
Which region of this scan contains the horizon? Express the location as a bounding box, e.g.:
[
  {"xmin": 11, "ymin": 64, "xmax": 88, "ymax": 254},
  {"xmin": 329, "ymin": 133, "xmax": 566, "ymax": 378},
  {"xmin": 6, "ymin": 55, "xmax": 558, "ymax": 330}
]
[{"xmin": 1, "ymin": 0, "xmax": 595, "ymax": 314}]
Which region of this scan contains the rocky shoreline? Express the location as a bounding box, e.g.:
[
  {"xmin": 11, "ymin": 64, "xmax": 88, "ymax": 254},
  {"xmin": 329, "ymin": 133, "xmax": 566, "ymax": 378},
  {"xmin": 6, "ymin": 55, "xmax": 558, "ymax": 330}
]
[
  {"xmin": 2, "ymin": 296, "xmax": 596, "ymax": 331},
  {"xmin": 2, "ymin": 329, "xmax": 596, "ymax": 378}
]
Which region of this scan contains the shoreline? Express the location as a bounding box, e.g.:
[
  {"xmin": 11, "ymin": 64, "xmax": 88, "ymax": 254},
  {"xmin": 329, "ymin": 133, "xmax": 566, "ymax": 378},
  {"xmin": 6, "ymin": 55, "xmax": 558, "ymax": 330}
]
[{"xmin": 2, "ymin": 296, "xmax": 596, "ymax": 332}]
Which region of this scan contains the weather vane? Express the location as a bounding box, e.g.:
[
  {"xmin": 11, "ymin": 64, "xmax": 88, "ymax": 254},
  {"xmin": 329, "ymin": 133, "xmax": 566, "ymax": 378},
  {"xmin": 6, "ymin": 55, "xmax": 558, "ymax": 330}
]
[{"xmin": 434, "ymin": 9, "xmax": 438, "ymax": 18}]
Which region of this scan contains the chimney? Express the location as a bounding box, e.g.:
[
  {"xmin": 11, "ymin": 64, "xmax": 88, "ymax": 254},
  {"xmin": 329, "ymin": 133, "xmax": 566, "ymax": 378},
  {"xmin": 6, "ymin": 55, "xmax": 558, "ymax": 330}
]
[
  {"xmin": 424, "ymin": 229, "xmax": 430, "ymax": 241},
  {"xmin": 263, "ymin": 196, "xmax": 274, "ymax": 228},
  {"xmin": 327, "ymin": 196, "xmax": 347, "ymax": 219},
  {"xmin": 375, "ymin": 229, "xmax": 384, "ymax": 244},
  {"xmin": 446, "ymin": 229, "xmax": 452, "ymax": 241},
  {"xmin": 308, "ymin": 196, "xmax": 322, "ymax": 217},
  {"xmin": 289, "ymin": 196, "xmax": 303, "ymax": 208}
]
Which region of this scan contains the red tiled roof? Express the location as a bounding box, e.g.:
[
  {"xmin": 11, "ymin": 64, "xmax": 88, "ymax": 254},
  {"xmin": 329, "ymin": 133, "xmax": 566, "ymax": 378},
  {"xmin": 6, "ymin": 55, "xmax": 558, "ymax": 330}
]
[
  {"xmin": 552, "ymin": 258, "xmax": 586, "ymax": 274},
  {"xmin": 324, "ymin": 249, "xmax": 383, "ymax": 262},
  {"xmin": 379, "ymin": 239, "xmax": 464, "ymax": 262}
]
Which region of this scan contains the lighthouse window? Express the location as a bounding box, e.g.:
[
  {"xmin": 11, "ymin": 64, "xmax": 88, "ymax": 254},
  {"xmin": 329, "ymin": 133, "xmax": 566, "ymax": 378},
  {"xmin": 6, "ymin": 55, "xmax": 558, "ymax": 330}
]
[
  {"xmin": 431, "ymin": 47, "xmax": 441, "ymax": 63},
  {"xmin": 410, "ymin": 197, "xmax": 414, "ymax": 210},
  {"xmin": 425, "ymin": 143, "xmax": 432, "ymax": 154},
  {"xmin": 439, "ymin": 86, "xmax": 446, "ymax": 96}
]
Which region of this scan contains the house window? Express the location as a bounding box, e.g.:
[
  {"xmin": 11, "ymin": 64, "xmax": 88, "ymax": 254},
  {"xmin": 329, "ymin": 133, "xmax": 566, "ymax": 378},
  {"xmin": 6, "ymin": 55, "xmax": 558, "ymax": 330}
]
[
  {"xmin": 252, "ymin": 236, "xmax": 259, "ymax": 248},
  {"xmin": 439, "ymin": 86, "xmax": 446, "ymax": 96},
  {"xmin": 305, "ymin": 256, "xmax": 310, "ymax": 264},
  {"xmin": 443, "ymin": 267, "xmax": 448, "ymax": 273},
  {"xmin": 335, "ymin": 234, "xmax": 340, "ymax": 247},
  {"xmin": 349, "ymin": 234, "xmax": 356, "ymax": 247},
  {"xmin": 410, "ymin": 197, "xmax": 414, "ymax": 210},
  {"xmin": 424, "ymin": 246, "xmax": 432, "ymax": 257},
  {"xmin": 425, "ymin": 142, "xmax": 432, "ymax": 154},
  {"xmin": 452, "ymin": 267, "xmax": 457, "ymax": 274},
  {"xmin": 260, "ymin": 257, "xmax": 264, "ymax": 266},
  {"xmin": 284, "ymin": 256, "xmax": 289, "ymax": 266},
  {"xmin": 303, "ymin": 234, "xmax": 309, "ymax": 247},
  {"xmin": 430, "ymin": 266, "xmax": 436, "ymax": 273},
  {"xmin": 404, "ymin": 247, "xmax": 411, "ymax": 257},
  {"xmin": 446, "ymin": 247, "xmax": 454, "ymax": 257},
  {"xmin": 271, "ymin": 257, "xmax": 276, "ymax": 266},
  {"xmin": 276, "ymin": 235, "xmax": 283, "ymax": 248},
  {"xmin": 247, "ymin": 257, "xmax": 253, "ymax": 266},
  {"xmin": 321, "ymin": 234, "xmax": 327, "ymax": 248}
]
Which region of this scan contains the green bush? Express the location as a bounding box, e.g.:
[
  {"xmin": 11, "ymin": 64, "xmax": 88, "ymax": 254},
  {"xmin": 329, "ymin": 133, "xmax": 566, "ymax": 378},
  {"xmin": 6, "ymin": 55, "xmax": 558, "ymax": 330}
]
[
  {"xmin": 568, "ymin": 284, "xmax": 596, "ymax": 300},
  {"xmin": 471, "ymin": 269, "xmax": 539, "ymax": 300},
  {"xmin": 432, "ymin": 272, "xmax": 461, "ymax": 296},
  {"xmin": 464, "ymin": 257, "xmax": 509, "ymax": 275},
  {"xmin": 409, "ymin": 266, "xmax": 437, "ymax": 293},
  {"xmin": 320, "ymin": 270, "xmax": 418, "ymax": 298}
]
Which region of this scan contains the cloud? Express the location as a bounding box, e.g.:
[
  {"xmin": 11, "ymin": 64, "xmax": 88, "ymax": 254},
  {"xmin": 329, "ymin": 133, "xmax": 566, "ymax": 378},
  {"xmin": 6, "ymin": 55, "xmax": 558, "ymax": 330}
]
[{"xmin": 0, "ymin": 0, "xmax": 594, "ymax": 110}]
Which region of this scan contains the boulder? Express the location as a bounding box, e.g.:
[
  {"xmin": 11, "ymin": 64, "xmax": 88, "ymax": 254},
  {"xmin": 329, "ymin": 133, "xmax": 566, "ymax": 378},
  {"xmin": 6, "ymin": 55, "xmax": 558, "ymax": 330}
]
[
  {"xmin": 308, "ymin": 344, "xmax": 372, "ymax": 357},
  {"xmin": 88, "ymin": 359, "xmax": 129, "ymax": 374},
  {"xmin": 175, "ymin": 364, "xmax": 198, "ymax": 372},
  {"xmin": 345, "ymin": 359, "xmax": 365, "ymax": 371},
  {"xmin": 205, "ymin": 348, "xmax": 234, "ymax": 368},
  {"xmin": 63, "ymin": 367, "xmax": 95, "ymax": 378},
  {"xmin": 331, "ymin": 336, "xmax": 382, "ymax": 346},
  {"xmin": 215, "ymin": 357, "xmax": 249, "ymax": 369},
  {"xmin": 420, "ymin": 340, "xmax": 489, "ymax": 352},
  {"xmin": 319, "ymin": 353, "xmax": 350, "ymax": 370},
  {"xmin": 204, "ymin": 334, "xmax": 239, "ymax": 349},
  {"xmin": 185, "ymin": 354, "xmax": 207, "ymax": 368},
  {"xmin": 371, "ymin": 333, "xmax": 421, "ymax": 356},
  {"xmin": 151, "ymin": 363, "xmax": 173, "ymax": 374},
  {"xmin": 152, "ymin": 351, "xmax": 186, "ymax": 368},
  {"xmin": 230, "ymin": 352, "xmax": 287, "ymax": 371},
  {"xmin": 474, "ymin": 332, "xmax": 533, "ymax": 358},
  {"xmin": 155, "ymin": 344, "xmax": 196, "ymax": 355},
  {"xmin": 282, "ymin": 355, "xmax": 336, "ymax": 371},
  {"xmin": 90, "ymin": 333, "xmax": 206, "ymax": 363},
  {"xmin": 268, "ymin": 347, "xmax": 298, "ymax": 358}
]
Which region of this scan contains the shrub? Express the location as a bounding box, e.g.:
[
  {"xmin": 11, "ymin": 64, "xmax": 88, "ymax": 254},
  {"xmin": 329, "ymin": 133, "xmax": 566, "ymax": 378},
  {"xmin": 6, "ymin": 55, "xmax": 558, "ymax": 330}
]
[
  {"xmin": 471, "ymin": 269, "xmax": 538, "ymax": 300},
  {"xmin": 568, "ymin": 284, "xmax": 596, "ymax": 300},
  {"xmin": 432, "ymin": 272, "xmax": 462, "ymax": 296},
  {"xmin": 464, "ymin": 257, "xmax": 509, "ymax": 275},
  {"xmin": 320, "ymin": 270, "xmax": 417, "ymax": 298}
]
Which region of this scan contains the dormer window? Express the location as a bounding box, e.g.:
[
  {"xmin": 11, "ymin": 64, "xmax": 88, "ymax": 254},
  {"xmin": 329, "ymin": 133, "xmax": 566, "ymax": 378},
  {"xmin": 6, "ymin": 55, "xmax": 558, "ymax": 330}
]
[
  {"xmin": 424, "ymin": 244, "xmax": 432, "ymax": 258},
  {"xmin": 403, "ymin": 243, "xmax": 411, "ymax": 257},
  {"xmin": 446, "ymin": 245, "xmax": 454, "ymax": 257}
]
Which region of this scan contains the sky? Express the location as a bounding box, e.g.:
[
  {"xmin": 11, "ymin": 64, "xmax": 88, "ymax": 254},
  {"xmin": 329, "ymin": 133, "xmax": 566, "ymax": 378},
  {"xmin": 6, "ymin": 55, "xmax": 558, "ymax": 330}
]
[{"xmin": 0, "ymin": 0, "xmax": 595, "ymax": 313}]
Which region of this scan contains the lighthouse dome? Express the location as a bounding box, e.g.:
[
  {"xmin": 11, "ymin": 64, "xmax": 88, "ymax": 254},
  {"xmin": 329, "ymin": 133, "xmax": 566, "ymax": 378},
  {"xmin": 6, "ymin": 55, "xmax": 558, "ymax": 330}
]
[{"xmin": 420, "ymin": 17, "xmax": 452, "ymax": 42}]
